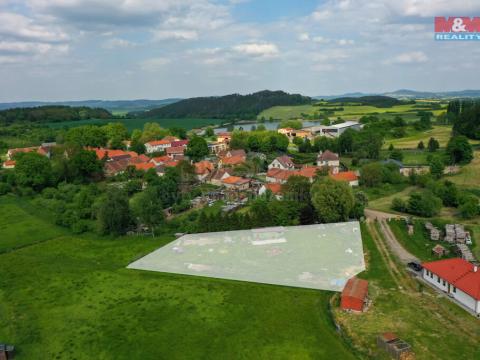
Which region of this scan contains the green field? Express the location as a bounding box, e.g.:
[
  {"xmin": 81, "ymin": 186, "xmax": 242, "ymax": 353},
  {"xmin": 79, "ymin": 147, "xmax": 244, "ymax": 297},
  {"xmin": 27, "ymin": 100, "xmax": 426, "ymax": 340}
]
[
  {"xmin": 47, "ymin": 117, "xmax": 225, "ymax": 131},
  {"xmin": 0, "ymin": 196, "xmax": 357, "ymax": 360},
  {"xmin": 448, "ymin": 150, "xmax": 480, "ymax": 187},
  {"xmin": 259, "ymin": 103, "xmax": 445, "ymax": 122}
]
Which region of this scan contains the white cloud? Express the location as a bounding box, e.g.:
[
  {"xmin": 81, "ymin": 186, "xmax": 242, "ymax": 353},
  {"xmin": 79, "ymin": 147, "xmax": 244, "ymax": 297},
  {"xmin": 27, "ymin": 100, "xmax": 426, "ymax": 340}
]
[
  {"xmin": 153, "ymin": 29, "xmax": 198, "ymax": 41},
  {"xmin": 298, "ymin": 33, "xmax": 310, "ymax": 41},
  {"xmin": 311, "ymin": 10, "xmax": 331, "ymax": 21},
  {"xmin": 102, "ymin": 38, "xmax": 135, "ymax": 49},
  {"xmin": 140, "ymin": 57, "xmax": 171, "ymax": 71},
  {"xmin": 385, "ymin": 51, "xmax": 428, "ymax": 64},
  {"xmin": 0, "ymin": 12, "xmax": 68, "ymax": 42},
  {"xmin": 232, "ymin": 42, "xmax": 279, "ymax": 58}
]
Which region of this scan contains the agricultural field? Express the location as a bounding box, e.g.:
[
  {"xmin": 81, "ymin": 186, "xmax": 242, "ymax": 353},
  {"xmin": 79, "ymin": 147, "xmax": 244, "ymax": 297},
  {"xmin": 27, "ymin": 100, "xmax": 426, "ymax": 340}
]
[
  {"xmin": 448, "ymin": 150, "xmax": 480, "ymax": 187},
  {"xmin": 259, "ymin": 102, "xmax": 446, "ymax": 122},
  {"xmin": 383, "ymin": 126, "xmax": 453, "ymax": 149},
  {"xmin": 0, "ymin": 196, "xmax": 357, "ymax": 360},
  {"xmin": 47, "ymin": 117, "xmax": 225, "ymax": 132},
  {"xmin": 333, "ymin": 223, "xmax": 480, "ymax": 360}
]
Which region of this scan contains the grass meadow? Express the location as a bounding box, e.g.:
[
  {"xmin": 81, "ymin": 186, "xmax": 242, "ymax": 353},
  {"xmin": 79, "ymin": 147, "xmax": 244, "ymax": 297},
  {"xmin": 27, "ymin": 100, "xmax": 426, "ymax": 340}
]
[{"xmin": 0, "ymin": 195, "xmax": 357, "ymax": 360}]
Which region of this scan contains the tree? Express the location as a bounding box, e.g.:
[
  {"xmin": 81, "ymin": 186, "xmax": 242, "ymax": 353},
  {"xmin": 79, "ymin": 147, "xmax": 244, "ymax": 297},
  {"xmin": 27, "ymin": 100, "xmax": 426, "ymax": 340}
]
[
  {"xmin": 389, "ymin": 149, "xmax": 403, "ymax": 161},
  {"xmin": 282, "ymin": 175, "xmax": 311, "ymax": 203},
  {"xmin": 185, "ymin": 136, "xmax": 209, "ymax": 161},
  {"xmin": 311, "ymin": 179, "xmax": 354, "ymax": 223},
  {"xmin": 204, "ymin": 127, "xmax": 215, "ymax": 137},
  {"xmin": 459, "ymin": 197, "xmax": 479, "ymax": 219},
  {"xmin": 279, "ymin": 119, "xmax": 302, "ymax": 130},
  {"xmin": 407, "ymin": 191, "xmax": 442, "ymax": 217},
  {"xmin": 360, "ymin": 163, "xmax": 383, "ymax": 187},
  {"xmin": 351, "ymin": 191, "xmax": 368, "ymax": 219},
  {"xmin": 391, "ymin": 197, "xmax": 407, "ymax": 212},
  {"xmin": 67, "ymin": 149, "xmax": 104, "ymax": 182},
  {"xmin": 103, "ymin": 122, "xmax": 128, "ymax": 147},
  {"xmin": 417, "ymin": 141, "xmax": 425, "ymax": 150},
  {"xmin": 446, "ymin": 135, "xmax": 473, "ymax": 164},
  {"xmin": 393, "ymin": 115, "xmax": 406, "ymax": 127},
  {"xmin": 388, "ymin": 143, "xmax": 394, "ymax": 151},
  {"xmin": 141, "ymin": 122, "xmax": 168, "ymax": 143},
  {"xmin": 427, "ymin": 137, "xmax": 439, "ymax": 152},
  {"xmin": 15, "ymin": 152, "xmax": 53, "ymax": 191},
  {"xmin": 65, "ymin": 125, "xmax": 108, "ymax": 147},
  {"xmin": 429, "ymin": 156, "xmax": 445, "ymax": 179},
  {"xmin": 131, "ymin": 187, "xmax": 165, "ymax": 236},
  {"xmin": 97, "ymin": 189, "xmax": 131, "ymax": 235}
]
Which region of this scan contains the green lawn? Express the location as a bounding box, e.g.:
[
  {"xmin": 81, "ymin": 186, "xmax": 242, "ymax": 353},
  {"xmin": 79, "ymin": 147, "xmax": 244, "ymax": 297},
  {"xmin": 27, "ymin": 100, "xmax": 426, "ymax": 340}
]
[
  {"xmin": 448, "ymin": 150, "xmax": 480, "ymax": 187},
  {"xmin": 0, "ymin": 196, "xmax": 357, "ymax": 360},
  {"xmin": 334, "ymin": 223, "xmax": 480, "ymax": 360},
  {"xmin": 383, "ymin": 126, "xmax": 453, "ymax": 149},
  {"xmin": 47, "ymin": 117, "xmax": 225, "ymax": 131},
  {"xmin": 388, "ymin": 219, "xmax": 457, "ymax": 262}
]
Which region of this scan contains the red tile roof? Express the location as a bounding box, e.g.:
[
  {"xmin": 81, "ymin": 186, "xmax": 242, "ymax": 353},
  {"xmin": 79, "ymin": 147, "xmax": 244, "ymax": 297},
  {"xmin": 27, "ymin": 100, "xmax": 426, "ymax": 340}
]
[
  {"xmin": 171, "ymin": 140, "xmax": 189, "ymax": 147},
  {"xmin": 2, "ymin": 160, "xmax": 16, "ymax": 167},
  {"xmin": 166, "ymin": 146, "xmax": 186, "ymax": 155},
  {"xmin": 266, "ymin": 168, "xmax": 295, "ymax": 181},
  {"xmin": 330, "ymin": 171, "xmax": 358, "ymax": 182},
  {"xmin": 265, "ymin": 183, "xmax": 282, "ymax": 194},
  {"xmin": 150, "ymin": 155, "xmax": 171, "ymax": 164},
  {"xmin": 340, "ymin": 277, "xmax": 368, "ymax": 312},
  {"xmin": 222, "ymin": 176, "xmax": 250, "ymax": 185},
  {"xmin": 220, "ymin": 155, "xmax": 246, "ymax": 166},
  {"xmin": 275, "ymin": 155, "xmax": 294, "ymax": 168},
  {"xmin": 134, "ymin": 162, "xmax": 155, "ymax": 171},
  {"xmin": 195, "ymin": 161, "xmax": 214, "ymax": 175},
  {"xmin": 318, "ymin": 150, "xmax": 339, "ymax": 161},
  {"xmin": 297, "ymin": 166, "xmax": 319, "ymax": 178},
  {"xmin": 164, "ymin": 160, "xmax": 179, "ymax": 167},
  {"xmin": 422, "ymin": 258, "xmax": 480, "ymax": 300},
  {"xmin": 146, "ymin": 139, "xmax": 171, "ymax": 146}
]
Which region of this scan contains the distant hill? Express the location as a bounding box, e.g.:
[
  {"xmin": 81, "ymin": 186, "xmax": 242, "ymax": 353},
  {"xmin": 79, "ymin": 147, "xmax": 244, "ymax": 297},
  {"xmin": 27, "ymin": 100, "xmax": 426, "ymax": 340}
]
[
  {"xmin": 0, "ymin": 99, "xmax": 181, "ymax": 113},
  {"xmin": 328, "ymin": 95, "xmax": 404, "ymax": 108},
  {"xmin": 0, "ymin": 105, "xmax": 112, "ymax": 126},
  {"xmin": 137, "ymin": 90, "xmax": 312, "ymax": 120},
  {"xmin": 316, "ymin": 89, "xmax": 480, "ymax": 100}
]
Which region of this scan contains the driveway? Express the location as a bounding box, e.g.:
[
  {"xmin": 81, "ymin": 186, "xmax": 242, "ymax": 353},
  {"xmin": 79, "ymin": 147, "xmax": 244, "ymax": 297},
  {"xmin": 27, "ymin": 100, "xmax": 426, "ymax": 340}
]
[{"xmin": 365, "ymin": 208, "xmax": 419, "ymax": 264}]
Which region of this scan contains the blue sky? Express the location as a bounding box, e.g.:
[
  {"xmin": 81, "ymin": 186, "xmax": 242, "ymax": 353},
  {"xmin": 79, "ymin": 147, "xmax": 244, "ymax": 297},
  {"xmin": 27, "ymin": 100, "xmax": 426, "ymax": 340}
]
[{"xmin": 0, "ymin": 0, "xmax": 480, "ymax": 101}]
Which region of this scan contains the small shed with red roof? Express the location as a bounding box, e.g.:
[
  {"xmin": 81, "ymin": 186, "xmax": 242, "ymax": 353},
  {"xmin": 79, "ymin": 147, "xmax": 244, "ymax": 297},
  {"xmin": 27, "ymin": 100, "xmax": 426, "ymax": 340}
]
[{"xmin": 340, "ymin": 277, "xmax": 368, "ymax": 312}]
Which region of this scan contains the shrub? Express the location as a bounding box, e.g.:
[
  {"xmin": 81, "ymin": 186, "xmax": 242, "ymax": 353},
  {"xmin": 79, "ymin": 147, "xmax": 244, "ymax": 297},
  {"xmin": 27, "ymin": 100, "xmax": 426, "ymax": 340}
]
[{"xmin": 392, "ymin": 197, "xmax": 407, "ymax": 212}]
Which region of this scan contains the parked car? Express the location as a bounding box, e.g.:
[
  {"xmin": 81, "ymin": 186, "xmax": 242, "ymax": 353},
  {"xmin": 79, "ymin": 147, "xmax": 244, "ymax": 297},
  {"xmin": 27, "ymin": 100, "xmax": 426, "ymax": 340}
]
[{"xmin": 407, "ymin": 261, "xmax": 422, "ymax": 272}]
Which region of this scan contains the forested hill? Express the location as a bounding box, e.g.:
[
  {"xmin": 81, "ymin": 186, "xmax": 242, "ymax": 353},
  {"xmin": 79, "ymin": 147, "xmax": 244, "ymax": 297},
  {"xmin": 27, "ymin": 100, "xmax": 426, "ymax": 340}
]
[
  {"xmin": 0, "ymin": 106, "xmax": 112, "ymax": 125},
  {"xmin": 329, "ymin": 95, "xmax": 406, "ymax": 108},
  {"xmin": 136, "ymin": 90, "xmax": 312, "ymax": 119}
]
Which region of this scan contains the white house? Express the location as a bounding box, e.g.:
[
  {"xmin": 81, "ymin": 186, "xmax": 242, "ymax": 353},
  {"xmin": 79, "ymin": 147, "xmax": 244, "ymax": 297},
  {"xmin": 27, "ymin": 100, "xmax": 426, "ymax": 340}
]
[
  {"xmin": 317, "ymin": 150, "xmax": 340, "ymax": 174},
  {"xmin": 268, "ymin": 155, "xmax": 295, "ymax": 170},
  {"xmin": 422, "ymin": 258, "xmax": 480, "ymax": 314},
  {"xmin": 144, "ymin": 139, "xmax": 172, "ymax": 154}
]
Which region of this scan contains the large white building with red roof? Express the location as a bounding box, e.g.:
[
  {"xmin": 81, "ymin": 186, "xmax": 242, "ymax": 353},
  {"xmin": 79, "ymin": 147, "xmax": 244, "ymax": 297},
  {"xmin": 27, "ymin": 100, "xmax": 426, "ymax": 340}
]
[{"xmin": 422, "ymin": 258, "xmax": 480, "ymax": 314}]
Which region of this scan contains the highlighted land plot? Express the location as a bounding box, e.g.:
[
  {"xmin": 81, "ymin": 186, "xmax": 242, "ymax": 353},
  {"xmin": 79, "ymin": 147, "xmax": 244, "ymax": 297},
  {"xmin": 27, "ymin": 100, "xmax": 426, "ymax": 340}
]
[{"xmin": 128, "ymin": 222, "xmax": 365, "ymax": 291}]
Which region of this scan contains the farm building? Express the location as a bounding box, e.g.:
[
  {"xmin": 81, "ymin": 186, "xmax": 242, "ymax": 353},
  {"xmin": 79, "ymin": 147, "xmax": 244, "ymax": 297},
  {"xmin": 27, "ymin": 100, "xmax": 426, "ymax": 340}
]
[
  {"xmin": 340, "ymin": 277, "xmax": 368, "ymax": 312},
  {"xmin": 422, "ymin": 258, "xmax": 480, "ymax": 314},
  {"xmin": 432, "ymin": 244, "xmax": 449, "ymax": 258},
  {"xmin": 377, "ymin": 333, "xmax": 414, "ymax": 360}
]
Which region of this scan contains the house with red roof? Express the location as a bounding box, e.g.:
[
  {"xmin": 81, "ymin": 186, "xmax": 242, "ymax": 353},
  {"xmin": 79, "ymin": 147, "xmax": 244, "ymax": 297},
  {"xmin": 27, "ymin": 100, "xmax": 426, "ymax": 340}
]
[
  {"xmin": 329, "ymin": 171, "xmax": 359, "ymax": 187},
  {"xmin": 422, "ymin": 258, "xmax": 480, "ymax": 314},
  {"xmin": 218, "ymin": 154, "xmax": 246, "ymax": 168},
  {"xmin": 258, "ymin": 183, "xmax": 283, "ymax": 199},
  {"xmin": 266, "ymin": 168, "xmax": 296, "ymax": 184},
  {"xmin": 166, "ymin": 146, "xmax": 186, "ymax": 159},
  {"xmin": 7, "ymin": 146, "xmax": 52, "ymax": 160},
  {"xmin": 340, "ymin": 277, "xmax": 369, "ymax": 312},
  {"xmin": 268, "ymin": 155, "xmax": 295, "ymax": 170},
  {"xmin": 195, "ymin": 161, "xmax": 214, "ymax": 182},
  {"xmin": 221, "ymin": 176, "xmax": 251, "ymax": 190},
  {"xmin": 150, "ymin": 155, "xmax": 171, "ymax": 166},
  {"xmin": 317, "ymin": 150, "xmax": 340, "ymax": 174},
  {"xmin": 209, "ymin": 168, "xmax": 234, "ymax": 186},
  {"xmin": 144, "ymin": 139, "xmax": 172, "ymax": 154},
  {"xmin": 2, "ymin": 160, "xmax": 16, "ymax": 169}
]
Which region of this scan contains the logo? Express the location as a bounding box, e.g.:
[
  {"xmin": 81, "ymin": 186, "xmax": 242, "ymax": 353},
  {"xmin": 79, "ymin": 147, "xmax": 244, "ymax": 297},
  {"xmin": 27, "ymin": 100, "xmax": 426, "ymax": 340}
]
[{"xmin": 434, "ymin": 17, "xmax": 480, "ymax": 40}]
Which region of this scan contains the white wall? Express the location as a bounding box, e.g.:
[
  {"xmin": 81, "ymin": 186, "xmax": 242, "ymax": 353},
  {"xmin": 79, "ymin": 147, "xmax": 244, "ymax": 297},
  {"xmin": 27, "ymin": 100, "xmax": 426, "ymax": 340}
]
[
  {"xmin": 454, "ymin": 289, "xmax": 479, "ymax": 313},
  {"xmin": 423, "ymin": 269, "xmax": 449, "ymax": 292}
]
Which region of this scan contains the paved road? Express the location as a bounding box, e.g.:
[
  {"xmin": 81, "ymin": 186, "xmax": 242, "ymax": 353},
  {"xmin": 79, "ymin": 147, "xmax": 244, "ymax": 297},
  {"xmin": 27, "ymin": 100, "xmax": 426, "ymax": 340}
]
[{"xmin": 365, "ymin": 208, "xmax": 419, "ymax": 264}]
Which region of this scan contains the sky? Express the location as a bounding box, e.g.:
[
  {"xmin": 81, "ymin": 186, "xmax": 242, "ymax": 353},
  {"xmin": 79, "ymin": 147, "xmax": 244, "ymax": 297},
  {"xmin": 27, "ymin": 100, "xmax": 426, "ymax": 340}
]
[{"xmin": 1, "ymin": 0, "xmax": 480, "ymax": 101}]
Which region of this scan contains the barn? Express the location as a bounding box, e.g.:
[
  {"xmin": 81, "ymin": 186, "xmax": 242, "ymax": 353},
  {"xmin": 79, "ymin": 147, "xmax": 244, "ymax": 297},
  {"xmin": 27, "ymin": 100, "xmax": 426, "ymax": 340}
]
[{"xmin": 340, "ymin": 277, "xmax": 368, "ymax": 312}]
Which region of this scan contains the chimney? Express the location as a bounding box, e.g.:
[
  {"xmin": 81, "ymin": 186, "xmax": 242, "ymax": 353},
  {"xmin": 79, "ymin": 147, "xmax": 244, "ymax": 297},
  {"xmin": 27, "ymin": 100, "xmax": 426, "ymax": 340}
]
[{"xmin": 474, "ymin": 266, "xmax": 478, "ymax": 273}]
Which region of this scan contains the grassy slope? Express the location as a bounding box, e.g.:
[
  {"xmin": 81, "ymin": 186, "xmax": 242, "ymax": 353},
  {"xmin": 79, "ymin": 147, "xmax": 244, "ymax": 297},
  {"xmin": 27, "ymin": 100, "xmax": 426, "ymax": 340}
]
[
  {"xmin": 383, "ymin": 126, "xmax": 452, "ymax": 149},
  {"xmin": 0, "ymin": 196, "xmax": 356, "ymax": 360},
  {"xmin": 448, "ymin": 150, "xmax": 480, "ymax": 187},
  {"xmin": 334, "ymin": 223, "xmax": 480, "ymax": 360},
  {"xmin": 259, "ymin": 103, "xmax": 443, "ymax": 122}
]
